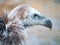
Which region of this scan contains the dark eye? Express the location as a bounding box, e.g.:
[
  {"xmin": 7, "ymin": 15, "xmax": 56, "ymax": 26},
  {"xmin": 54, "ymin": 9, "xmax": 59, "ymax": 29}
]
[
  {"xmin": 34, "ymin": 14, "xmax": 38, "ymax": 17},
  {"xmin": 33, "ymin": 14, "xmax": 41, "ymax": 19}
]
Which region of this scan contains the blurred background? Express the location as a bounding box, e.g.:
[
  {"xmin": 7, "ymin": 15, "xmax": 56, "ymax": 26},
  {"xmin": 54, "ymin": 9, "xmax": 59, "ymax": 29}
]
[{"xmin": 0, "ymin": 0, "xmax": 60, "ymax": 45}]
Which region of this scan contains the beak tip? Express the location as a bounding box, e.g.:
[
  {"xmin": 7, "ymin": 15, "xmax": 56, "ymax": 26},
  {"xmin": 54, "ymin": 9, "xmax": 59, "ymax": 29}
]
[{"xmin": 44, "ymin": 20, "xmax": 52, "ymax": 30}]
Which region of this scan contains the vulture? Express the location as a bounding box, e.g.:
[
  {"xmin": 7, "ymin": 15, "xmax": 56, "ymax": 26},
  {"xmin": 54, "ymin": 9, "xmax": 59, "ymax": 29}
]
[
  {"xmin": 8, "ymin": 4, "xmax": 52, "ymax": 29},
  {"xmin": 0, "ymin": 4, "xmax": 52, "ymax": 45}
]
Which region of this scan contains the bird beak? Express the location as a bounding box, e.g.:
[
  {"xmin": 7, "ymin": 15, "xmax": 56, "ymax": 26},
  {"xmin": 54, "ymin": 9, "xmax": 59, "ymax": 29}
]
[
  {"xmin": 23, "ymin": 15, "xmax": 52, "ymax": 30},
  {"xmin": 43, "ymin": 19, "xmax": 52, "ymax": 30},
  {"xmin": 33, "ymin": 15, "xmax": 52, "ymax": 30},
  {"xmin": 31, "ymin": 16, "xmax": 52, "ymax": 30}
]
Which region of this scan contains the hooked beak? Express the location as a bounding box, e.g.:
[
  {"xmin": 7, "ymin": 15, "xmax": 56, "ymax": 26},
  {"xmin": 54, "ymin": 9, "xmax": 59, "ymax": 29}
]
[
  {"xmin": 38, "ymin": 16, "xmax": 52, "ymax": 30},
  {"xmin": 32, "ymin": 16, "xmax": 52, "ymax": 30},
  {"xmin": 44, "ymin": 19, "xmax": 52, "ymax": 30},
  {"xmin": 23, "ymin": 15, "xmax": 52, "ymax": 30}
]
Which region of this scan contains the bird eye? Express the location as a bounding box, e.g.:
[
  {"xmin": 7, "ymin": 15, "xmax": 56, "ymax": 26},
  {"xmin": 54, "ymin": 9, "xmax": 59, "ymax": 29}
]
[
  {"xmin": 33, "ymin": 14, "xmax": 41, "ymax": 19},
  {"xmin": 34, "ymin": 14, "xmax": 38, "ymax": 17}
]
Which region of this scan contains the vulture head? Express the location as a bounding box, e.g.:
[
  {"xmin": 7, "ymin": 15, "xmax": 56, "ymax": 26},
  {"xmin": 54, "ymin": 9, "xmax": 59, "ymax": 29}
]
[
  {"xmin": 8, "ymin": 4, "xmax": 52, "ymax": 30},
  {"xmin": 0, "ymin": 4, "xmax": 52, "ymax": 45}
]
